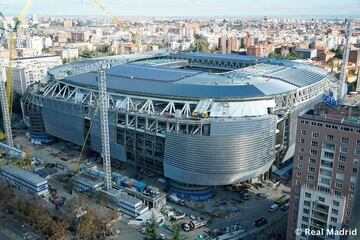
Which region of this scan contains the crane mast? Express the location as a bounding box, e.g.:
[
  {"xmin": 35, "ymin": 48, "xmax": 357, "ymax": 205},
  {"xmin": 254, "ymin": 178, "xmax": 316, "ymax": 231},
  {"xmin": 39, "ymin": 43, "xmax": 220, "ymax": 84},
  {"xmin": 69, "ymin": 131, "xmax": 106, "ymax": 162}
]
[
  {"xmin": 98, "ymin": 65, "xmax": 112, "ymax": 190},
  {"xmin": 338, "ymin": 19, "xmax": 352, "ymax": 104},
  {"xmin": 0, "ymin": 61, "xmax": 14, "ymax": 147}
]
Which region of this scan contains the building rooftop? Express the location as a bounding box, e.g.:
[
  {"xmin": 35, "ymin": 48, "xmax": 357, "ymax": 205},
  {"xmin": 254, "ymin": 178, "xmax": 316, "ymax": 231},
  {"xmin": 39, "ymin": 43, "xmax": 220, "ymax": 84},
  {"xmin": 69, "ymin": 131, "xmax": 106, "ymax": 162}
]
[
  {"xmin": 0, "ymin": 165, "xmax": 47, "ymax": 186},
  {"xmin": 301, "ymin": 103, "xmax": 360, "ymax": 128},
  {"xmin": 63, "ymin": 59, "xmax": 327, "ymax": 100}
]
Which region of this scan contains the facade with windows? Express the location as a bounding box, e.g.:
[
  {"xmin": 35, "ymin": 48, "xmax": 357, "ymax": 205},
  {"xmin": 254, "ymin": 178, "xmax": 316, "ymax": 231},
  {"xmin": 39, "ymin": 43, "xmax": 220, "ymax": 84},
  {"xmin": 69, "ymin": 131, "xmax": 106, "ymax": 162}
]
[
  {"xmin": 287, "ymin": 103, "xmax": 360, "ymax": 240},
  {"xmin": 0, "ymin": 165, "xmax": 49, "ymax": 196}
]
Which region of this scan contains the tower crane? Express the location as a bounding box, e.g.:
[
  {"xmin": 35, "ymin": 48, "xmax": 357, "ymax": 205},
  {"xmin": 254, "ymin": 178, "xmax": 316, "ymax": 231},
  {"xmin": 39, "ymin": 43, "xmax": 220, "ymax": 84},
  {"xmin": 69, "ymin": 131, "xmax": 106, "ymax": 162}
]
[
  {"xmin": 0, "ymin": 0, "xmax": 32, "ymax": 167},
  {"xmin": 337, "ymin": 19, "xmax": 352, "ymax": 104},
  {"xmin": 98, "ymin": 64, "xmax": 112, "ymax": 190}
]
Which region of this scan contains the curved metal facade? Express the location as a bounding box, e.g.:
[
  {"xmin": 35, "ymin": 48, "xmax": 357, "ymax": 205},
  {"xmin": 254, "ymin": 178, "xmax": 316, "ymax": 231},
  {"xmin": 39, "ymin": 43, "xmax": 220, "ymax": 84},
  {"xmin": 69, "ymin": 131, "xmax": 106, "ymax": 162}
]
[{"xmin": 164, "ymin": 116, "xmax": 277, "ymax": 185}]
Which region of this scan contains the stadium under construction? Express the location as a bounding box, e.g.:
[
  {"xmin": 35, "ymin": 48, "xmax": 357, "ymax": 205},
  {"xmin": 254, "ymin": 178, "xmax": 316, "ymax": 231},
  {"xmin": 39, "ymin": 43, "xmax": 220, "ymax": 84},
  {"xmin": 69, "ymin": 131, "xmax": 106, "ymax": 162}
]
[{"xmin": 21, "ymin": 52, "xmax": 333, "ymax": 201}]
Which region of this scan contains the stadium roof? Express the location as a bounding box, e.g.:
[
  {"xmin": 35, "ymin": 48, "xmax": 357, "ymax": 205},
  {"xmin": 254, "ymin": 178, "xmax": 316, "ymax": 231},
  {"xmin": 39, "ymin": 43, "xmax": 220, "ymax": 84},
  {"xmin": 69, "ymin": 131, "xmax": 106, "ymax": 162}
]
[{"xmin": 61, "ymin": 53, "xmax": 328, "ymax": 100}]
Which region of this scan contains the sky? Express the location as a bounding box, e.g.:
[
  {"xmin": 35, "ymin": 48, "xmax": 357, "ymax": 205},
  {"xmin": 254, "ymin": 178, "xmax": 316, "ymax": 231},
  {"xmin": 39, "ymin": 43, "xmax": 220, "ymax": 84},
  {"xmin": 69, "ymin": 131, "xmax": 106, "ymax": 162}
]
[{"xmin": 0, "ymin": 0, "xmax": 359, "ymax": 17}]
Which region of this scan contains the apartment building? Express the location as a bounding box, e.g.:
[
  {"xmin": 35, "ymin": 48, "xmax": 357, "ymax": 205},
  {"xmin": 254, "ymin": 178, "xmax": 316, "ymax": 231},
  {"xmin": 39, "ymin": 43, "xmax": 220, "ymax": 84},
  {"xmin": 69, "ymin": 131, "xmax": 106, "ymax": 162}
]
[
  {"xmin": 287, "ymin": 103, "xmax": 360, "ymax": 240},
  {"xmin": 7, "ymin": 55, "xmax": 62, "ymax": 95}
]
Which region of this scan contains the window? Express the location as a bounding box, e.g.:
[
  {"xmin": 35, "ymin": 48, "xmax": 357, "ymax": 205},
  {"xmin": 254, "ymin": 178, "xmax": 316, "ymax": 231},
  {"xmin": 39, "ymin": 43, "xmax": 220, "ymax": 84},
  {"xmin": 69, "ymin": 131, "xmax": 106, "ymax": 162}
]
[
  {"xmin": 339, "ymin": 155, "xmax": 347, "ymax": 162},
  {"xmin": 357, "ymin": 140, "xmax": 360, "ymax": 145},
  {"xmin": 300, "ymin": 138, "xmax": 305, "ymax": 144},
  {"xmin": 341, "ymin": 137, "xmax": 349, "ymax": 144},
  {"xmin": 330, "ymin": 217, "xmax": 337, "ymax": 223},
  {"xmin": 355, "ymin": 149, "xmax": 360, "ymax": 155},
  {"xmin": 309, "ymin": 158, "xmax": 316, "ymax": 164},
  {"xmin": 354, "ymin": 159, "xmax": 359, "ymax": 165},
  {"xmin": 319, "ymin": 197, "xmax": 325, "ymax": 202},
  {"xmin": 308, "ymin": 166, "xmax": 316, "ymax": 173},
  {"xmin": 312, "ymin": 132, "xmax": 319, "ymax": 138},
  {"xmin": 302, "ymin": 216, "xmax": 309, "ymax": 222},
  {"xmin": 305, "ymin": 192, "xmax": 311, "ymax": 198},
  {"xmin": 335, "ymin": 181, "xmax": 343, "ymax": 189},
  {"xmin": 349, "ymin": 184, "xmax": 355, "ymax": 191},
  {"xmin": 334, "ymin": 190, "xmax": 342, "ymax": 196},
  {"xmin": 299, "ymin": 147, "xmax": 304, "ymax": 153},
  {"xmin": 321, "ymin": 160, "xmax": 333, "ymax": 168},
  {"xmin": 303, "ymin": 208, "xmax": 310, "ymax": 214},
  {"xmin": 332, "ymin": 209, "xmax": 339, "ymax": 215},
  {"xmin": 338, "ymin": 164, "xmax": 345, "ymax": 171},
  {"xmin": 307, "ymin": 175, "xmax": 314, "ymax": 181},
  {"xmin": 311, "ymin": 141, "xmax": 318, "ymax": 147},
  {"xmin": 301, "ymin": 130, "xmax": 306, "ymax": 135},
  {"xmin": 299, "ymin": 155, "xmax": 304, "ymax": 161},
  {"xmin": 347, "ymin": 211, "xmax": 351, "ymax": 217},
  {"xmin": 310, "ymin": 149, "xmax": 318, "ymax": 156},
  {"xmin": 324, "ymin": 151, "xmax": 334, "ymax": 159},
  {"xmin": 297, "ymin": 171, "xmax": 302, "ymax": 177},
  {"xmin": 340, "ymin": 146, "xmax": 348, "ymax": 153},
  {"xmin": 304, "ymin": 200, "xmax": 311, "ymax": 206},
  {"xmin": 327, "ymin": 134, "xmax": 334, "ymax": 141},
  {"xmin": 353, "ymin": 167, "xmax": 358, "ymax": 174}
]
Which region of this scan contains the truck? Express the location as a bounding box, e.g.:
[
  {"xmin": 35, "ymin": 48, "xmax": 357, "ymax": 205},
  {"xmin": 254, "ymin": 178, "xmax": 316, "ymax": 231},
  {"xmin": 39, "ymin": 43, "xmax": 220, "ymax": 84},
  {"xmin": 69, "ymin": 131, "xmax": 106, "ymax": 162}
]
[
  {"xmin": 274, "ymin": 194, "xmax": 288, "ymax": 205},
  {"xmin": 181, "ymin": 220, "xmax": 207, "ymax": 232},
  {"xmin": 168, "ymin": 194, "xmax": 185, "ymax": 205}
]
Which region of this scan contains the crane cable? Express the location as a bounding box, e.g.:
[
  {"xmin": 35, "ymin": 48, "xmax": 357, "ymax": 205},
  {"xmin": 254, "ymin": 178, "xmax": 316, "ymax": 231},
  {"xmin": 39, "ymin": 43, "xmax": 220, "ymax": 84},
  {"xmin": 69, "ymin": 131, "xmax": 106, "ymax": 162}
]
[
  {"xmin": 91, "ymin": 0, "xmax": 140, "ymax": 48},
  {"xmin": 74, "ymin": 98, "xmax": 102, "ymax": 174},
  {"xmin": 6, "ymin": 0, "xmax": 33, "ymax": 118}
]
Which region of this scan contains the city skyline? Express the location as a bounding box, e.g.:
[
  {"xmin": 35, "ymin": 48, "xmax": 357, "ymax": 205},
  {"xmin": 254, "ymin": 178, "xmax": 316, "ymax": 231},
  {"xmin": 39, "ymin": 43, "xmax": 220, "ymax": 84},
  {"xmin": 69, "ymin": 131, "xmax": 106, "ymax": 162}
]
[{"xmin": 1, "ymin": 0, "xmax": 360, "ymax": 17}]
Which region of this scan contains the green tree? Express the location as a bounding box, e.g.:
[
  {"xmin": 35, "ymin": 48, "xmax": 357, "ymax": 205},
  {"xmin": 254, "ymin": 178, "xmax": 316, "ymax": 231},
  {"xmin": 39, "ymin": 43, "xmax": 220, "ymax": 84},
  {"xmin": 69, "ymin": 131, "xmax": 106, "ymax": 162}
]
[
  {"xmin": 190, "ymin": 34, "xmax": 210, "ymax": 53},
  {"xmin": 146, "ymin": 213, "xmax": 159, "ymax": 240},
  {"xmin": 171, "ymin": 223, "xmax": 186, "ymax": 240}
]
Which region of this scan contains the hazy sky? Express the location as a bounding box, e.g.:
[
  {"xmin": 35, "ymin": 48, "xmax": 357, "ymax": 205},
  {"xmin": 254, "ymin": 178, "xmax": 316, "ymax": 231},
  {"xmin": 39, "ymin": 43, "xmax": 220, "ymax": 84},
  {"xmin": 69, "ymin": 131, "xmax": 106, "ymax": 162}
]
[{"xmin": 1, "ymin": 0, "xmax": 359, "ymax": 17}]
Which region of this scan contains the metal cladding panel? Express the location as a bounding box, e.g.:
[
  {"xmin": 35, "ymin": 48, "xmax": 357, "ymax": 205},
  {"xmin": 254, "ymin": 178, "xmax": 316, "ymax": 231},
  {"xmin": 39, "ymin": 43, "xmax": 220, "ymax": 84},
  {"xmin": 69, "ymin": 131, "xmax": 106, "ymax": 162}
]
[
  {"xmin": 288, "ymin": 95, "xmax": 323, "ymax": 147},
  {"xmin": 164, "ymin": 116, "xmax": 277, "ymax": 185},
  {"xmin": 42, "ymin": 99, "xmax": 84, "ymax": 145},
  {"xmin": 64, "ymin": 68, "xmax": 265, "ymax": 99},
  {"xmin": 89, "ymin": 111, "xmax": 125, "ymax": 161}
]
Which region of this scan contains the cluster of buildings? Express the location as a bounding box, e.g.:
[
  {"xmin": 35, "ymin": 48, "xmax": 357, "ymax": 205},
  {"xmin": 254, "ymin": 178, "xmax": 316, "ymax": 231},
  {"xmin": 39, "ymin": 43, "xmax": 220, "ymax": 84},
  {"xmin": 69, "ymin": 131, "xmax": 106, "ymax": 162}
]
[{"xmin": 0, "ymin": 165, "xmax": 49, "ymax": 196}]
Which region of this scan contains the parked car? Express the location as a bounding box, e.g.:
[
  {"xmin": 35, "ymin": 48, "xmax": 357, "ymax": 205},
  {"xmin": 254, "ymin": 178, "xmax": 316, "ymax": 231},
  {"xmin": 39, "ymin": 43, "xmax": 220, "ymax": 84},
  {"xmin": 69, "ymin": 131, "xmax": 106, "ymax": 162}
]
[
  {"xmin": 281, "ymin": 203, "xmax": 289, "ymax": 211},
  {"xmin": 255, "ymin": 217, "xmax": 268, "ymax": 227},
  {"xmin": 268, "ymin": 204, "xmax": 279, "ymax": 213}
]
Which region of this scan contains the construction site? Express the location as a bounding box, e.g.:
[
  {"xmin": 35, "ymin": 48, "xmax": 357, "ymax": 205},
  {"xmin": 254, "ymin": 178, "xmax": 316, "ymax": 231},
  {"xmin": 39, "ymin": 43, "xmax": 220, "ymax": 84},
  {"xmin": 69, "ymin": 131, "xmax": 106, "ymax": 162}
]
[{"xmin": 0, "ymin": 1, "xmax": 356, "ymax": 240}]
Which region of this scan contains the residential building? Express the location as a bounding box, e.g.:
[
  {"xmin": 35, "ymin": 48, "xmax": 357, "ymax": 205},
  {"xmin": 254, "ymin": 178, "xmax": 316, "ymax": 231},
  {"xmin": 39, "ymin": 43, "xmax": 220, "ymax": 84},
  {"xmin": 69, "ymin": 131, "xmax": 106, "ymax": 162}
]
[
  {"xmin": 287, "ymin": 103, "xmax": 360, "ymax": 240},
  {"xmin": 0, "ymin": 165, "xmax": 49, "ymax": 196},
  {"xmin": 8, "ymin": 55, "xmax": 62, "ymax": 95},
  {"xmin": 349, "ymin": 49, "xmax": 360, "ymax": 66},
  {"xmin": 294, "ymin": 48, "xmax": 317, "ymax": 59}
]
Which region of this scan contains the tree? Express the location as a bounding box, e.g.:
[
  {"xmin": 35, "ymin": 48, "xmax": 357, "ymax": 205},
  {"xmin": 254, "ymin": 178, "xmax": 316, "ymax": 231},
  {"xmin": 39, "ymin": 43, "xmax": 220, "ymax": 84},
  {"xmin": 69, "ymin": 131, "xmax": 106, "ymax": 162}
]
[
  {"xmin": 0, "ymin": 182, "xmax": 14, "ymax": 208},
  {"xmin": 80, "ymin": 50, "xmax": 96, "ymax": 58},
  {"xmin": 331, "ymin": 47, "xmax": 344, "ymax": 59},
  {"xmin": 190, "ymin": 34, "xmax": 210, "ymax": 53},
  {"xmin": 146, "ymin": 212, "xmax": 159, "ymax": 240},
  {"xmin": 171, "ymin": 223, "xmax": 186, "ymax": 240}
]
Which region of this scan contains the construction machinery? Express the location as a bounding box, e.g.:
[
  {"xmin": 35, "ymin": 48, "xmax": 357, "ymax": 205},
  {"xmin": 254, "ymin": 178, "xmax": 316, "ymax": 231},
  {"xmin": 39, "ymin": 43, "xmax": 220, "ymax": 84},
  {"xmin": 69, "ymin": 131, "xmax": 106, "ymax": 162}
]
[
  {"xmin": 0, "ymin": 0, "xmax": 33, "ymax": 167},
  {"xmin": 98, "ymin": 64, "xmax": 112, "ymax": 190},
  {"xmin": 72, "ymin": 62, "xmax": 112, "ymax": 190}
]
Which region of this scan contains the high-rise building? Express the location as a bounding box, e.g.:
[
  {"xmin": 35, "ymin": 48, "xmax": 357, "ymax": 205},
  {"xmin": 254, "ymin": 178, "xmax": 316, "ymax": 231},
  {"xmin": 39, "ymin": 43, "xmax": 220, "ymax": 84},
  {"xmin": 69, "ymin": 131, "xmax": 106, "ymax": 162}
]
[
  {"xmin": 349, "ymin": 49, "xmax": 360, "ymax": 66},
  {"xmin": 218, "ymin": 36, "xmax": 240, "ymax": 54},
  {"xmin": 287, "ymin": 103, "xmax": 360, "ymax": 240},
  {"xmin": 7, "ymin": 55, "xmax": 62, "ymax": 95}
]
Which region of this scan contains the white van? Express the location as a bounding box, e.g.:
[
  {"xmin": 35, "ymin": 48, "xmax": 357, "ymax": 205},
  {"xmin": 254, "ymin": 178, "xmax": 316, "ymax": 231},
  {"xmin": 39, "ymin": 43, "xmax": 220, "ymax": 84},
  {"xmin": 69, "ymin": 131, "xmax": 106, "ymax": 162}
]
[{"xmin": 268, "ymin": 204, "xmax": 279, "ymax": 212}]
